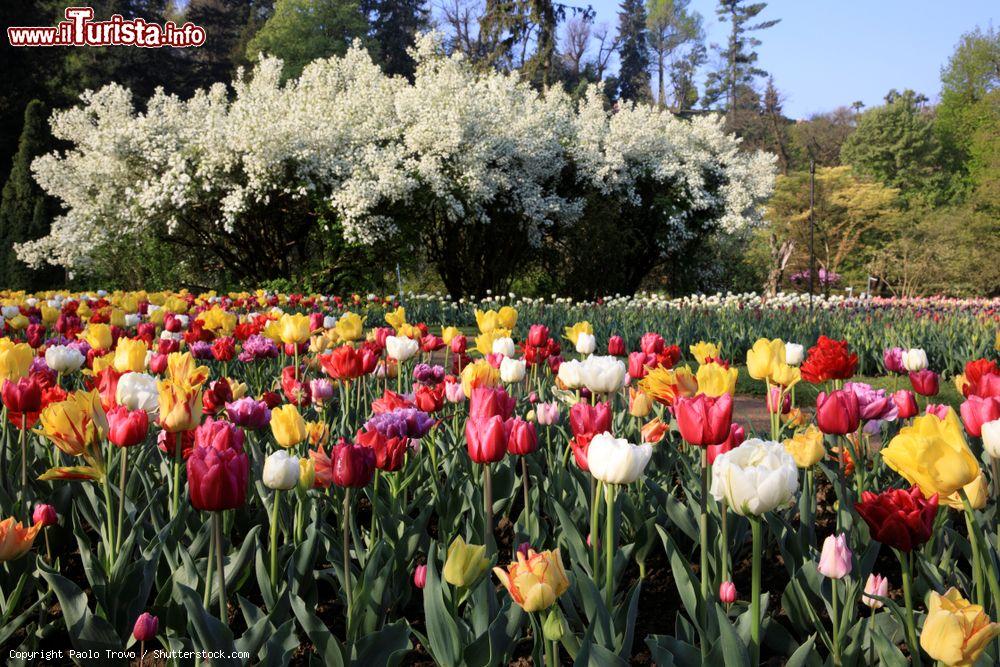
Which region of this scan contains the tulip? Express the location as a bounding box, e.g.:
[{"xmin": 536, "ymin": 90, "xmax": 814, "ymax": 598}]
[
  {"xmin": 710, "ymin": 439, "xmax": 798, "ymax": 516},
  {"xmin": 443, "ymin": 536, "xmax": 490, "ymax": 588},
  {"xmin": 270, "ymin": 404, "xmax": 308, "ymax": 448},
  {"xmin": 385, "ymin": 335, "xmax": 418, "ymax": 362},
  {"xmin": 959, "ymin": 395, "xmax": 1000, "ymax": 437},
  {"xmin": 640, "ymin": 332, "xmax": 664, "ymax": 355},
  {"xmin": 881, "ymin": 413, "xmax": 980, "ymax": 498},
  {"xmin": 493, "ymin": 548, "xmax": 569, "ymax": 612},
  {"xmin": 689, "ymin": 341, "xmax": 720, "ymax": 365},
  {"xmin": 225, "ymin": 397, "xmax": 271, "ymax": 429},
  {"xmin": 116, "ymin": 372, "xmax": 159, "ymax": 414},
  {"xmin": 627, "ymin": 351, "xmax": 651, "ymax": 380},
  {"xmin": 569, "ymin": 401, "xmax": 611, "ymax": 437},
  {"xmin": 580, "ymin": 355, "xmax": 626, "ymax": 394},
  {"xmin": 675, "ymin": 393, "xmax": 733, "ymax": 447},
  {"xmin": 783, "ymin": 426, "xmax": 825, "ymax": 468},
  {"xmin": 466, "ymin": 415, "xmax": 508, "ymax": 464},
  {"xmin": 556, "ymin": 359, "xmax": 584, "ymax": 389},
  {"xmin": 983, "ymin": 420, "xmax": 1000, "ymax": 459},
  {"xmin": 113, "ymin": 337, "xmax": 148, "ymax": 373},
  {"xmin": 319, "ymin": 345, "xmax": 364, "ymax": 380},
  {"xmin": 746, "ymin": 338, "xmax": 785, "ymax": 380},
  {"xmin": 460, "ymin": 359, "xmax": 499, "ymax": 397},
  {"xmin": 106, "ymin": 405, "xmax": 149, "ymax": 448},
  {"xmin": 921, "ymin": 588, "xmax": 1000, "ymax": 666},
  {"xmin": 628, "ymin": 388, "xmax": 652, "ymax": 418},
  {"xmin": 818, "ymin": 533, "xmax": 852, "ymax": 579},
  {"xmin": 862, "ymin": 574, "xmax": 889, "ymax": 609},
  {"xmin": 575, "ymin": 333, "xmax": 596, "ymax": 355},
  {"xmin": 45, "ymin": 345, "xmax": 85, "ymax": 373},
  {"xmin": 506, "ymin": 418, "xmax": 538, "ymax": 456},
  {"xmin": 356, "ymin": 428, "xmax": 408, "ymax": 472},
  {"xmin": 2, "ymin": 376, "xmax": 42, "ymax": 428},
  {"xmin": 901, "ymin": 348, "xmax": 928, "ymax": 372},
  {"xmin": 526, "ymin": 324, "xmax": 549, "ymax": 347},
  {"xmin": 330, "ymin": 441, "xmax": 375, "ymax": 488},
  {"xmin": 0, "ymin": 340, "xmax": 33, "ymax": 382},
  {"xmin": 444, "ymin": 379, "xmax": 465, "ymax": 403},
  {"xmin": 815, "ymin": 389, "xmax": 860, "ymax": 435},
  {"xmin": 892, "ymin": 389, "xmax": 918, "ymax": 419},
  {"xmin": 413, "ymin": 564, "xmax": 427, "ymax": 589},
  {"xmin": 536, "ymin": 401, "xmax": 560, "ymax": 425},
  {"xmin": 607, "ymin": 335, "xmax": 625, "ymax": 356},
  {"xmin": 187, "ymin": 419, "xmax": 248, "ymax": 511},
  {"xmin": 708, "ymin": 423, "xmax": 745, "ymax": 465},
  {"xmin": 132, "ymin": 612, "xmax": 159, "ymax": 642},
  {"xmin": 883, "ymin": 347, "xmax": 905, "ymax": 374},
  {"xmin": 32, "ymin": 504, "xmax": 57, "ymax": 527},
  {"xmin": 587, "ymin": 433, "xmax": 652, "ymax": 485},
  {"xmin": 158, "ymin": 379, "xmax": 202, "ymax": 433},
  {"xmin": 499, "ymin": 356, "xmax": 526, "ymax": 383},
  {"xmin": 909, "ymin": 369, "xmax": 939, "ymax": 396},
  {"xmin": 0, "ymin": 516, "xmax": 42, "ymax": 561},
  {"xmin": 696, "ymin": 362, "xmax": 738, "ymax": 397},
  {"xmin": 278, "ymin": 313, "xmax": 312, "ymax": 345},
  {"xmin": 492, "ymin": 336, "xmax": 516, "ymax": 358},
  {"xmin": 641, "ymin": 418, "xmax": 668, "ymax": 444},
  {"xmin": 784, "ymin": 343, "xmax": 804, "ymax": 366},
  {"xmin": 719, "ymin": 581, "xmax": 737, "ymax": 604},
  {"xmin": 263, "ymin": 450, "xmax": 300, "ymax": 490}
]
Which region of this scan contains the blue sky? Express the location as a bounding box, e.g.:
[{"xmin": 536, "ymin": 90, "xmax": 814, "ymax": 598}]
[{"xmin": 579, "ymin": 0, "xmax": 997, "ymax": 118}]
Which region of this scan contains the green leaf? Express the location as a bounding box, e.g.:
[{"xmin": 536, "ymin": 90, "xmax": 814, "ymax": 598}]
[
  {"xmin": 39, "ymin": 565, "xmax": 121, "ymax": 652},
  {"xmin": 351, "ymin": 619, "xmax": 411, "ymax": 667},
  {"xmin": 422, "ymin": 542, "xmax": 464, "ymax": 667},
  {"xmin": 714, "ymin": 604, "xmax": 750, "ymax": 665}
]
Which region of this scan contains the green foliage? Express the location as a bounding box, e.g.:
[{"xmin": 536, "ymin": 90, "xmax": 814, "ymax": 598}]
[
  {"xmin": 363, "ymin": 0, "xmax": 429, "ymax": 78},
  {"xmin": 246, "ymin": 0, "xmax": 368, "ymax": 77},
  {"xmin": 702, "ymin": 0, "xmax": 779, "ymax": 111},
  {"xmin": 616, "ymin": 0, "xmax": 652, "ymax": 102},
  {"xmin": 0, "ymin": 100, "xmax": 62, "ymax": 290}
]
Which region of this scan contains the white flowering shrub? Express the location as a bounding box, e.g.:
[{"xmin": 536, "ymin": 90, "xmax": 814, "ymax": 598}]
[{"xmin": 19, "ymin": 34, "xmax": 774, "ymax": 295}]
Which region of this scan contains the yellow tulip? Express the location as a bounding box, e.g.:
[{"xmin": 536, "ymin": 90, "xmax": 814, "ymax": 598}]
[
  {"xmin": 82, "ymin": 323, "xmax": 113, "ymax": 351},
  {"xmin": 921, "ymin": 588, "xmax": 1000, "ymax": 666},
  {"xmin": 746, "ymin": 338, "xmax": 785, "ymax": 380},
  {"xmin": 36, "ymin": 390, "xmax": 105, "ymax": 457},
  {"xmin": 305, "ymin": 420, "xmax": 330, "ymax": 447},
  {"xmin": 7, "ymin": 314, "xmax": 28, "ymax": 331},
  {"xmin": 628, "ymin": 388, "xmax": 653, "ymax": 418},
  {"xmin": 40, "ymin": 305, "xmax": 59, "ymax": 326},
  {"xmin": 166, "ymin": 352, "xmax": 209, "ymax": 388},
  {"xmin": 769, "ymin": 362, "xmax": 801, "ymax": 388},
  {"xmin": 0, "ymin": 339, "xmax": 33, "ymax": 382},
  {"xmin": 563, "ymin": 321, "xmax": 593, "ymax": 346},
  {"xmin": 881, "ymin": 413, "xmax": 981, "ymax": 498},
  {"xmin": 639, "ymin": 365, "xmax": 697, "ymax": 405},
  {"xmin": 113, "ymin": 338, "xmax": 148, "ymax": 373},
  {"xmin": 0, "ymin": 517, "xmax": 42, "ymax": 562},
  {"xmin": 461, "ymin": 359, "xmax": 500, "ymax": 398},
  {"xmin": 497, "ymin": 306, "xmax": 518, "ymax": 331},
  {"xmin": 443, "ymin": 536, "xmax": 490, "ymax": 588},
  {"xmin": 384, "ymin": 306, "xmax": 407, "ymax": 331},
  {"xmin": 297, "ymin": 458, "xmax": 316, "ymax": 492},
  {"xmin": 157, "ymin": 379, "xmax": 203, "ymax": 433},
  {"xmin": 396, "ymin": 322, "xmax": 423, "ymax": 340},
  {"xmin": 110, "ymin": 309, "xmax": 126, "ymax": 328},
  {"xmin": 90, "ymin": 352, "xmax": 116, "ymax": 375},
  {"xmin": 279, "ymin": 313, "xmax": 312, "ymax": 345},
  {"xmin": 441, "ymin": 326, "xmax": 461, "ymax": 345},
  {"xmin": 474, "ymin": 309, "xmax": 500, "ymax": 334},
  {"xmin": 783, "ymin": 426, "xmax": 825, "ymax": 468},
  {"xmin": 941, "ymin": 471, "xmax": 989, "ymax": 511},
  {"xmin": 493, "ymin": 548, "xmax": 569, "ymax": 612},
  {"xmin": 197, "ymin": 306, "xmax": 237, "ymax": 335},
  {"xmin": 334, "ymin": 312, "xmax": 364, "ymax": 341},
  {"xmin": 696, "ymin": 362, "xmax": 738, "ymax": 397},
  {"xmin": 689, "ymin": 341, "xmax": 720, "ymax": 365},
  {"xmin": 474, "ymin": 329, "xmax": 511, "ymax": 356},
  {"xmin": 271, "ymin": 404, "xmax": 307, "ymax": 448}
]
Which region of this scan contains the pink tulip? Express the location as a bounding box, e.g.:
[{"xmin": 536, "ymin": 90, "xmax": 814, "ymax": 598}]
[
  {"xmin": 719, "ymin": 581, "xmax": 737, "ymax": 604},
  {"xmin": 413, "ymin": 564, "xmax": 427, "ymax": 589},
  {"xmin": 862, "ymin": 573, "xmax": 889, "ymax": 609},
  {"xmin": 818, "ymin": 533, "xmax": 852, "ymax": 579}
]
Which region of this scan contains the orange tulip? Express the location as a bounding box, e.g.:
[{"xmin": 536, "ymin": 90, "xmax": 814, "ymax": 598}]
[{"xmin": 0, "ymin": 517, "xmax": 42, "ymax": 561}]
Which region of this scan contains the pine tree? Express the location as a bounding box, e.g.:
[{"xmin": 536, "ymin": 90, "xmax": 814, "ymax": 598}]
[
  {"xmin": 617, "ymin": 0, "xmax": 652, "ymax": 102},
  {"xmin": 182, "ymin": 0, "xmax": 273, "ymax": 92},
  {"xmin": 0, "ymin": 100, "xmax": 61, "ymax": 289},
  {"xmin": 364, "ymin": 0, "xmax": 429, "ymax": 79},
  {"xmin": 702, "ymin": 0, "xmax": 779, "ymax": 112},
  {"xmin": 646, "ymin": 0, "xmax": 702, "ymax": 107}
]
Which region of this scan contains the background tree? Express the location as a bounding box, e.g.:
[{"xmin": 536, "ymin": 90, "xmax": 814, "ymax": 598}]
[
  {"xmin": 363, "ymin": 0, "xmax": 430, "ymax": 78},
  {"xmin": 669, "ymin": 41, "xmax": 705, "ymax": 110},
  {"xmin": 645, "ymin": 0, "xmax": 702, "ymax": 107},
  {"xmin": 788, "ymin": 107, "xmax": 856, "ymax": 169},
  {"xmin": 616, "ymin": 0, "xmax": 652, "ymax": 102},
  {"xmin": 0, "ymin": 100, "xmax": 62, "ymax": 290},
  {"xmin": 246, "ymin": 0, "xmax": 368, "ymax": 77},
  {"xmin": 181, "ymin": 0, "xmax": 273, "ymax": 92},
  {"xmin": 702, "ymin": 0, "xmax": 778, "ymax": 112}
]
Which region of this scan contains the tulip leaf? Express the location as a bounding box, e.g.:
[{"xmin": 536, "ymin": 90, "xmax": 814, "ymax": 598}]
[
  {"xmin": 552, "ymin": 500, "xmax": 592, "ymax": 577},
  {"xmin": 656, "ymin": 525, "xmax": 702, "ymax": 629},
  {"xmin": 39, "ymin": 565, "xmax": 122, "ymax": 652},
  {"xmin": 616, "ymin": 581, "xmax": 642, "ymax": 658},
  {"xmin": 261, "ymin": 618, "xmax": 299, "ymax": 666},
  {"xmin": 235, "ymin": 595, "xmax": 277, "ymax": 659},
  {"xmin": 351, "ymin": 619, "xmax": 411, "ymax": 667},
  {"xmin": 712, "ymin": 604, "xmax": 750, "ymax": 665},
  {"xmin": 174, "ymin": 583, "xmax": 240, "ymax": 666},
  {"xmin": 422, "ymin": 542, "xmax": 464, "ymax": 667},
  {"xmin": 785, "ymin": 634, "xmax": 820, "ymax": 667},
  {"xmin": 290, "ymin": 593, "xmax": 346, "ymax": 667}
]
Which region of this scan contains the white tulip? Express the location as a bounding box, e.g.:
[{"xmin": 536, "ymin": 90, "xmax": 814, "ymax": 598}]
[
  {"xmin": 901, "ymin": 348, "xmax": 928, "ymax": 372},
  {"xmin": 499, "ymin": 356, "xmax": 526, "ymax": 383},
  {"xmin": 124, "ymin": 313, "xmax": 142, "ymax": 328},
  {"xmin": 557, "ymin": 359, "xmax": 584, "ymax": 389},
  {"xmin": 491, "ymin": 336, "xmax": 516, "ymax": 358},
  {"xmin": 588, "ymin": 433, "xmax": 652, "ymax": 484},
  {"xmin": 115, "ymin": 372, "xmax": 159, "ymax": 414},
  {"xmin": 385, "ymin": 335, "xmax": 418, "ymax": 362},
  {"xmin": 44, "ymin": 345, "xmax": 85, "ymax": 373},
  {"xmin": 1, "ymin": 305, "xmax": 20, "ymax": 319},
  {"xmin": 580, "ymin": 355, "xmax": 626, "ymax": 394},
  {"xmin": 575, "ymin": 333, "xmax": 596, "ymax": 355},
  {"xmin": 983, "ymin": 420, "xmax": 1000, "ymax": 459},
  {"xmin": 175, "ymin": 314, "xmax": 190, "ymax": 329},
  {"xmin": 263, "ymin": 450, "xmax": 300, "ymax": 490},
  {"xmin": 323, "ymin": 315, "xmax": 338, "ymax": 329},
  {"xmin": 784, "ymin": 343, "xmax": 804, "ymax": 366},
  {"xmin": 710, "ymin": 439, "xmax": 799, "ymax": 516}
]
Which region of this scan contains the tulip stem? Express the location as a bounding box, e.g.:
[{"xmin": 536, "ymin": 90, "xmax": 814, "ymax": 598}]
[
  {"xmin": 719, "ymin": 499, "xmax": 729, "ymax": 585},
  {"xmin": 604, "ymin": 483, "xmax": 616, "ymax": 608},
  {"xmin": 102, "ymin": 473, "xmax": 116, "ymax": 566},
  {"xmin": 343, "ymin": 488, "xmax": 353, "ymax": 622},
  {"xmin": 699, "ymin": 447, "xmax": 709, "ymax": 660},
  {"xmin": 171, "ymin": 431, "xmax": 182, "ymax": 519},
  {"xmin": 19, "ymin": 414, "xmax": 27, "ymax": 491},
  {"xmin": 483, "ymin": 463, "xmax": 495, "ymax": 556},
  {"xmin": 897, "ymin": 550, "xmax": 922, "ymax": 667},
  {"xmin": 750, "ymin": 516, "xmax": 762, "ymax": 667},
  {"xmin": 270, "ymin": 490, "xmax": 280, "ymax": 593},
  {"xmin": 831, "ymin": 578, "xmax": 841, "ymax": 667},
  {"xmin": 521, "ymin": 456, "xmax": 531, "ymax": 539},
  {"xmin": 213, "ymin": 512, "xmax": 227, "ymax": 624},
  {"xmin": 959, "ymin": 489, "xmax": 1000, "ymax": 616},
  {"xmin": 115, "ymin": 448, "xmax": 127, "ymax": 554},
  {"xmin": 590, "ymin": 479, "xmax": 602, "ymax": 579},
  {"xmin": 963, "ymin": 505, "xmax": 986, "ymax": 607},
  {"xmin": 203, "ymin": 520, "xmax": 214, "ymax": 608}
]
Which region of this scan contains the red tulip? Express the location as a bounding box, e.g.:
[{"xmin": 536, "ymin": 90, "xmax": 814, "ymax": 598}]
[
  {"xmin": 420, "ymin": 335, "xmax": 444, "ymax": 352},
  {"xmin": 413, "ymin": 383, "xmax": 444, "ymax": 413},
  {"xmin": 331, "ymin": 440, "xmax": 376, "ymax": 487},
  {"xmin": 815, "ymin": 389, "xmax": 861, "ymax": 435},
  {"xmin": 32, "ymin": 503, "xmax": 58, "ymax": 527},
  {"xmin": 569, "ymin": 401, "xmax": 611, "ymax": 438},
  {"xmin": 450, "ymin": 335, "xmax": 467, "ymax": 354},
  {"xmin": 570, "ymin": 433, "xmax": 593, "ymax": 471},
  {"xmin": 107, "ymin": 405, "xmax": 149, "ymax": 448},
  {"xmin": 892, "ymin": 390, "xmax": 918, "ymax": 419},
  {"xmin": 186, "ymin": 419, "xmax": 248, "ymax": 511},
  {"xmin": 909, "ymin": 370, "xmax": 939, "ymax": 397},
  {"xmin": 640, "ymin": 333, "xmax": 665, "ymax": 355},
  {"xmin": 801, "ymin": 336, "xmax": 858, "ymax": 384},
  {"xmin": 466, "ymin": 415, "xmax": 508, "ymax": 464},
  {"xmin": 148, "ymin": 353, "xmax": 168, "ymax": 375},
  {"xmin": 158, "ymin": 428, "xmax": 196, "ymax": 459},
  {"xmin": 854, "ymin": 485, "xmax": 938, "ymax": 553},
  {"xmin": 960, "ymin": 395, "xmax": 1000, "ymax": 438},
  {"xmin": 211, "ymin": 337, "xmax": 235, "ymax": 362},
  {"xmin": 202, "ymin": 378, "xmax": 234, "ymax": 415},
  {"xmin": 320, "ymin": 345, "xmax": 365, "ymax": 380},
  {"xmin": 527, "ymin": 325, "xmax": 549, "ymax": 348},
  {"xmin": 675, "ymin": 393, "xmax": 734, "ymax": 447},
  {"xmin": 961, "ymin": 359, "xmax": 999, "ymax": 398},
  {"xmin": 356, "ymin": 428, "xmax": 408, "ymax": 472},
  {"xmin": 2, "ymin": 376, "xmax": 42, "ymax": 428},
  {"xmin": 506, "ymin": 418, "xmax": 538, "ymax": 456},
  {"xmin": 413, "ymin": 564, "xmax": 427, "ymax": 589},
  {"xmin": 281, "ymin": 365, "xmax": 311, "ymax": 406},
  {"xmin": 708, "ymin": 423, "xmax": 745, "ymax": 465},
  {"xmin": 607, "ymin": 335, "xmax": 626, "ymax": 356},
  {"xmin": 469, "ymin": 386, "xmax": 515, "ymax": 421},
  {"xmin": 627, "ymin": 352, "xmax": 652, "ymax": 380},
  {"xmin": 132, "ymin": 612, "xmax": 159, "ymax": 642}
]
